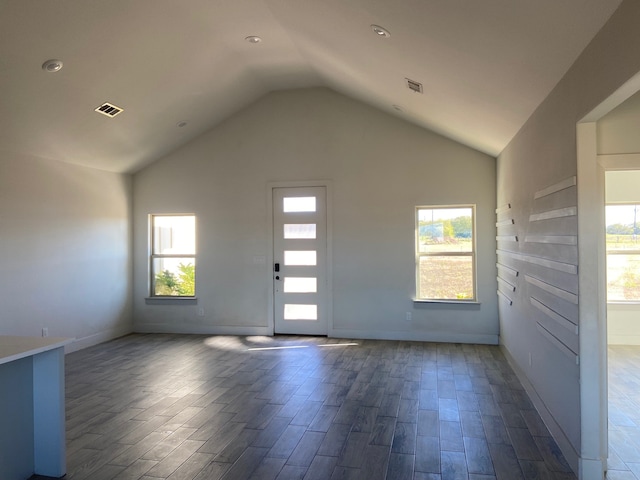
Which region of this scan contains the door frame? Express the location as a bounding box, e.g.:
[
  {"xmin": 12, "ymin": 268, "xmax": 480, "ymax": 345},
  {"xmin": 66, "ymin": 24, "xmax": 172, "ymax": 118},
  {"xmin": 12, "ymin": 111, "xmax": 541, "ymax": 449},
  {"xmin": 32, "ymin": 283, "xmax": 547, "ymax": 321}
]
[
  {"xmin": 266, "ymin": 180, "xmax": 333, "ymax": 336},
  {"xmin": 576, "ymin": 68, "xmax": 640, "ymax": 478}
]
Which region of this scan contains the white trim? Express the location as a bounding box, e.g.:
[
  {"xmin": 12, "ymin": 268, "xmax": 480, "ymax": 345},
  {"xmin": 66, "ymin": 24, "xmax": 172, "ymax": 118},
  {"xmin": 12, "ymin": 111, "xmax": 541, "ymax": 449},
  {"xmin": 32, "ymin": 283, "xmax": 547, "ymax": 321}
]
[
  {"xmin": 65, "ymin": 325, "xmax": 133, "ymax": 354},
  {"xmin": 576, "ymin": 121, "xmax": 608, "ymax": 480},
  {"xmin": 328, "ymin": 328, "xmax": 498, "ymax": 345},
  {"xmin": 536, "ymin": 322, "xmax": 578, "ymax": 360},
  {"xmin": 525, "ymin": 235, "xmax": 577, "ymax": 246},
  {"xmin": 413, "ymin": 299, "xmax": 481, "ymax": 305},
  {"xmin": 497, "ymin": 277, "xmax": 516, "ymax": 292},
  {"xmin": 496, "ymin": 218, "xmax": 515, "ymax": 227},
  {"xmin": 133, "ymin": 324, "xmax": 271, "ymax": 336},
  {"xmin": 581, "ymin": 70, "xmax": 640, "ymax": 123},
  {"xmin": 497, "ymin": 290, "xmax": 513, "ymax": 305},
  {"xmin": 499, "ymin": 250, "xmax": 578, "ymax": 274},
  {"xmin": 531, "ymin": 297, "xmax": 578, "ymax": 334},
  {"xmin": 495, "ymin": 203, "xmax": 512, "ymax": 214},
  {"xmin": 598, "ymin": 153, "xmax": 640, "ymax": 169},
  {"xmin": 533, "ymin": 176, "xmax": 577, "ymax": 199},
  {"xmin": 267, "ymin": 180, "xmax": 333, "ymax": 336},
  {"xmin": 496, "ymin": 263, "xmax": 519, "ymax": 277},
  {"xmin": 607, "ymin": 334, "xmax": 640, "ymax": 345},
  {"xmin": 525, "ymin": 274, "xmax": 579, "ymax": 304},
  {"xmin": 529, "ymin": 206, "xmax": 577, "ymax": 222},
  {"xmin": 577, "ymin": 71, "xmax": 640, "ymax": 475},
  {"xmin": 579, "ymin": 459, "xmax": 605, "ymax": 480}
]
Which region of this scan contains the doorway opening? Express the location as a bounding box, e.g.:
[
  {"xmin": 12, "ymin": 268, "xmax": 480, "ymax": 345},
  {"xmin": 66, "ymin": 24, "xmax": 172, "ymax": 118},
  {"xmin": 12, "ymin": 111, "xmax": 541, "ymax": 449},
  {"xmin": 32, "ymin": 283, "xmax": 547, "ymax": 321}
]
[
  {"xmin": 267, "ymin": 181, "xmax": 333, "ymax": 336},
  {"xmin": 577, "ymin": 70, "xmax": 640, "ymax": 478}
]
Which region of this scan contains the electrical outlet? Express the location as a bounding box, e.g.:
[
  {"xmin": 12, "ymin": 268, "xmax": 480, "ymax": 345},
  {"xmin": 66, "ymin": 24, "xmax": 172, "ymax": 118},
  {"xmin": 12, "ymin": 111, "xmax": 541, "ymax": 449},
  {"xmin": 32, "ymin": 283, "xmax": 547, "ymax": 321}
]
[
  {"xmin": 197, "ymin": 307, "xmax": 205, "ymax": 317},
  {"xmin": 42, "ymin": 328, "xmax": 48, "ymax": 337},
  {"xmin": 405, "ymin": 312, "xmax": 412, "ymax": 322}
]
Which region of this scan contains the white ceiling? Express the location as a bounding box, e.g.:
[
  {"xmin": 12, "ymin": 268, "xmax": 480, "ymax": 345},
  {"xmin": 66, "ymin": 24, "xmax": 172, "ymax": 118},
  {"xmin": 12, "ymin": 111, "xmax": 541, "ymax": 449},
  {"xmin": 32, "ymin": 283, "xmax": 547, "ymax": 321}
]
[{"xmin": 0, "ymin": 0, "xmax": 623, "ymax": 173}]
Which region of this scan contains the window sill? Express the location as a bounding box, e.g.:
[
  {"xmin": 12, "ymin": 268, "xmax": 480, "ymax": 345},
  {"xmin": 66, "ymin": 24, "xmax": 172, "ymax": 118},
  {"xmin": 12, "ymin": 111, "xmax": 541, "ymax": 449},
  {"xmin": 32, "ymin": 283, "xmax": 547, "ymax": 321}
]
[
  {"xmin": 413, "ymin": 299, "xmax": 481, "ymax": 307},
  {"xmin": 145, "ymin": 297, "xmax": 198, "ymax": 305},
  {"xmin": 607, "ymin": 301, "xmax": 640, "ymax": 306}
]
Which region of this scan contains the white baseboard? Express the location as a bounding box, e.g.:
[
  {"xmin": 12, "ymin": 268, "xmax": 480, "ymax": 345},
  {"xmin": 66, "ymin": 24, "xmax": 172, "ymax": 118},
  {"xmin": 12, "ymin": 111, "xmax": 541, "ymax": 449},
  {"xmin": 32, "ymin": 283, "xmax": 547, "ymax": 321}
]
[
  {"xmin": 133, "ymin": 323, "xmax": 271, "ymax": 336},
  {"xmin": 607, "ymin": 335, "xmax": 640, "ymax": 345},
  {"xmin": 500, "ymin": 344, "xmax": 579, "ymax": 475},
  {"xmin": 328, "ymin": 328, "xmax": 498, "ymax": 345},
  {"xmin": 579, "ymin": 457, "xmax": 605, "ymax": 480},
  {"xmin": 65, "ymin": 325, "xmax": 133, "ymax": 354}
]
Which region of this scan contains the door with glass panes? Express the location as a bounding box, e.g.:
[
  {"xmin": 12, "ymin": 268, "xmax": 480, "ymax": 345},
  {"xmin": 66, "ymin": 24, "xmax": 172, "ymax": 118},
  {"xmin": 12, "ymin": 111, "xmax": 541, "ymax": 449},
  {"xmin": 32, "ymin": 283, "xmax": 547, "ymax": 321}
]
[{"xmin": 273, "ymin": 186, "xmax": 327, "ymax": 335}]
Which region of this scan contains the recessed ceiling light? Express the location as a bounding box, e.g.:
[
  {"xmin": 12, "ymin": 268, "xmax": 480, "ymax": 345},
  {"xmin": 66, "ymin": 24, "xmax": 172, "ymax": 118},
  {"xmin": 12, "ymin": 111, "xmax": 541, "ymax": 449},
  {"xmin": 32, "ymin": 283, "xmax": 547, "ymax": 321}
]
[
  {"xmin": 177, "ymin": 121, "xmax": 188, "ymax": 128},
  {"xmin": 371, "ymin": 25, "xmax": 390, "ymax": 38},
  {"xmin": 245, "ymin": 36, "xmax": 262, "ymax": 44},
  {"xmin": 42, "ymin": 59, "xmax": 63, "ymax": 72}
]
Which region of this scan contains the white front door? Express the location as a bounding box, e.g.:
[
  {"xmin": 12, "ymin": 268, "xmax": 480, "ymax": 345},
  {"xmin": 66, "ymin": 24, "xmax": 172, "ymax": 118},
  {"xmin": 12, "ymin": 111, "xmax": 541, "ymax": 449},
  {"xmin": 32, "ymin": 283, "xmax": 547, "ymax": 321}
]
[{"xmin": 273, "ymin": 186, "xmax": 328, "ymax": 335}]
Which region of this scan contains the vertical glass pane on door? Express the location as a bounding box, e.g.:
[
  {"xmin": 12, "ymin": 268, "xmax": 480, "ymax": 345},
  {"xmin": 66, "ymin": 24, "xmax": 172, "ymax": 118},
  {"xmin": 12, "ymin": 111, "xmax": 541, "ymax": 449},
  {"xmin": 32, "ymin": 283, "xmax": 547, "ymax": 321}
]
[
  {"xmin": 284, "ymin": 277, "xmax": 317, "ymax": 293},
  {"xmin": 284, "ymin": 250, "xmax": 317, "ymax": 266},
  {"xmin": 283, "ymin": 197, "xmax": 316, "ymax": 213},
  {"xmin": 284, "ymin": 304, "xmax": 318, "ymax": 320},
  {"xmin": 284, "ymin": 224, "xmax": 317, "ymax": 239}
]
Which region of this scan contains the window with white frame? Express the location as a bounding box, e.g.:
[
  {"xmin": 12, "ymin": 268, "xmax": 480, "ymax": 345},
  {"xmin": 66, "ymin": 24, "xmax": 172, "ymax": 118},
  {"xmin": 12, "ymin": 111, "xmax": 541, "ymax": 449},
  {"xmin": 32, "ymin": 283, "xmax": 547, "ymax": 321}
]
[
  {"xmin": 606, "ymin": 204, "xmax": 640, "ymax": 302},
  {"xmin": 416, "ymin": 206, "xmax": 475, "ymax": 301},
  {"xmin": 150, "ymin": 214, "xmax": 196, "ymax": 297}
]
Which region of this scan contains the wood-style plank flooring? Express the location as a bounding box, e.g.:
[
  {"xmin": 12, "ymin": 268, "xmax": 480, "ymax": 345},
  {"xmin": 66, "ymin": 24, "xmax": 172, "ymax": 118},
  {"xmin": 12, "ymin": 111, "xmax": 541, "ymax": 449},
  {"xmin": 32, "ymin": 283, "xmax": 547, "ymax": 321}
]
[
  {"xmin": 51, "ymin": 334, "xmax": 577, "ymax": 479},
  {"xmin": 607, "ymin": 345, "xmax": 640, "ymax": 480}
]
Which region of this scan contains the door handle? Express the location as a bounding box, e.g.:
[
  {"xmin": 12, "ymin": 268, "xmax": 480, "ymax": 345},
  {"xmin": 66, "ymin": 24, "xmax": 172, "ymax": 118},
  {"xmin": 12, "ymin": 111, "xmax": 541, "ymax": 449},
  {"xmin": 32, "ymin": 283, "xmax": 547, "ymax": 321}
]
[{"xmin": 274, "ymin": 263, "xmax": 280, "ymax": 272}]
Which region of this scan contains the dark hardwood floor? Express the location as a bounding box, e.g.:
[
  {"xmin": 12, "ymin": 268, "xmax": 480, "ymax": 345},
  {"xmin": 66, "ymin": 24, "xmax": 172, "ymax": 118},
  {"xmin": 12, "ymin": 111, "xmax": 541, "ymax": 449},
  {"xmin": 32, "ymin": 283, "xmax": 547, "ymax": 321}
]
[{"xmin": 55, "ymin": 334, "xmax": 576, "ymax": 480}]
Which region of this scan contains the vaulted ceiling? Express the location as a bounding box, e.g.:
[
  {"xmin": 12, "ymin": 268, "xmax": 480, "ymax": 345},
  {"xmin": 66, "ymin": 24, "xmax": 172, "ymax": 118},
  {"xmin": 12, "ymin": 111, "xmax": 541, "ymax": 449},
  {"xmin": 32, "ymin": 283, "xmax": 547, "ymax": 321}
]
[{"xmin": 0, "ymin": 0, "xmax": 623, "ymax": 173}]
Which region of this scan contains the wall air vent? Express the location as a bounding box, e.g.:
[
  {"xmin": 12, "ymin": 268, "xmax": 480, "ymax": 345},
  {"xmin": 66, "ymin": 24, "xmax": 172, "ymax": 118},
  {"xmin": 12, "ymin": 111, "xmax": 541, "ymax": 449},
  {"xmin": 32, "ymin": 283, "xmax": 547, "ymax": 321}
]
[
  {"xmin": 94, "ymin": 102, "xmax": 124, "ymax": 118},
  {"xmin": 406, "ymin": 78, "xmax": 423, "ymax": 94}
]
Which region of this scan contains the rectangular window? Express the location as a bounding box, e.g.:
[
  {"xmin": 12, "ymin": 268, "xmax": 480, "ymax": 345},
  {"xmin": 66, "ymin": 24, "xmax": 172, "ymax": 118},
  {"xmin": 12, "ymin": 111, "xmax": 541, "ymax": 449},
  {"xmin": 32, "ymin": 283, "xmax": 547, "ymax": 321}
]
[
  {"xmin": 150, "ymin": 214, "xmax": 196, "ymax": 297},
  {"xmin": 606, "ymin": 204, "xmax": 640, "ymax": 302},
  {"xmin": 416, "ymin": 206, "xmax": 475, "ymax": 301}
]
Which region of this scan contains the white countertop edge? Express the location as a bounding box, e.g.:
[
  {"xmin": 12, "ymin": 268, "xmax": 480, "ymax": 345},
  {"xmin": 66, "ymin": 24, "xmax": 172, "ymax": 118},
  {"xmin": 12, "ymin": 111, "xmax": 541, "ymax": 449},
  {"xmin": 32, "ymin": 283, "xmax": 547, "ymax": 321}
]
[{"xmin": 0, "ymin": 336, "xmax": 74, "ymax": 366}]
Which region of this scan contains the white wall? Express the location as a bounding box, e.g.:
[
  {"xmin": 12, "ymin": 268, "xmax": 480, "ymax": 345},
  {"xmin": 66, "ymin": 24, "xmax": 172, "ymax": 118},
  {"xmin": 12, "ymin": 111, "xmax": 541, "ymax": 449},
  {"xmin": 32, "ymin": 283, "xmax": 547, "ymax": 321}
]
[
  {"xmin": 604, "ymin": 170, "xmax": 640, "ymax": 344},
  {"xmin": 605, "ymin": 170, "xmax": 640, "ymax": 202},
  {"xmin": 497, "ymin": 0, "xmax": 640, "ymax": 474},
  {"xmin": 133, "ymin": 88, "xmax": 498, "ymax": 343},
  {"xmin": 598, "ymin": 90, "xmax": 640, "ymax": 155},
  {"xmin": 0, "ymin": 152, "xmax": 133, "ymax": 351}
]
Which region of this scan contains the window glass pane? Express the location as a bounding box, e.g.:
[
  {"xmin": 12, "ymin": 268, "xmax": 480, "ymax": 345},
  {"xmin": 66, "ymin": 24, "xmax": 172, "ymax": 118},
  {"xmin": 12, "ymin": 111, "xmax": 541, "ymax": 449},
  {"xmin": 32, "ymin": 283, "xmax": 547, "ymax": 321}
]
[
  {"xmin": 284, "ymin": 304, "xmax": 317, "ymax": 320},
  {"xmin": 152, "ymin": 258, "xmax": 195, "ymax": 296},
  {"xmin": 607, "ymin": 253, "xmax": 640, "ymax": 302},
  {"xmin": 284, "ymin": 224, "xmax": 317, "ymax": 239},
  {"xmin": 283, "ymin": 197, "xmax": 316, "ymax": 213},
  {"xmin": 284, "ymin": 277, "xmax": 317, "ymax": 293},
  {"xmin": 418, "ymin": 256, "xmax": 473, "ymax": 300},
  {"xmin": 284, "ymin": 250, "xmax": 317, "ymax": 266},
  {"xmin": 606, "ymin": 205, "xmax": 640, "ymax": 252},
  {"xmin": 153, "ymin": 215, "xmax": 196, "ymax": 254},
  {"xmin": 418, "ymin": 208, "xmax": 473, "ymax": 253}
]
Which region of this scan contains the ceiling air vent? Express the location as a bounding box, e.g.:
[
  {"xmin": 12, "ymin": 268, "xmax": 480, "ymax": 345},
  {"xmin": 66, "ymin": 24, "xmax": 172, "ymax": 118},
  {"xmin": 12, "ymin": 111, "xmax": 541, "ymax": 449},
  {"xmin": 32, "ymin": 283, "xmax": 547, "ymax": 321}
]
[
  {"xmin": 94, "ymin": 102, "xmax": 124, "ymax": 118},
  {"xmin": 405, "ymin": 78, "xmax": 423, "ymax": 94}
]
